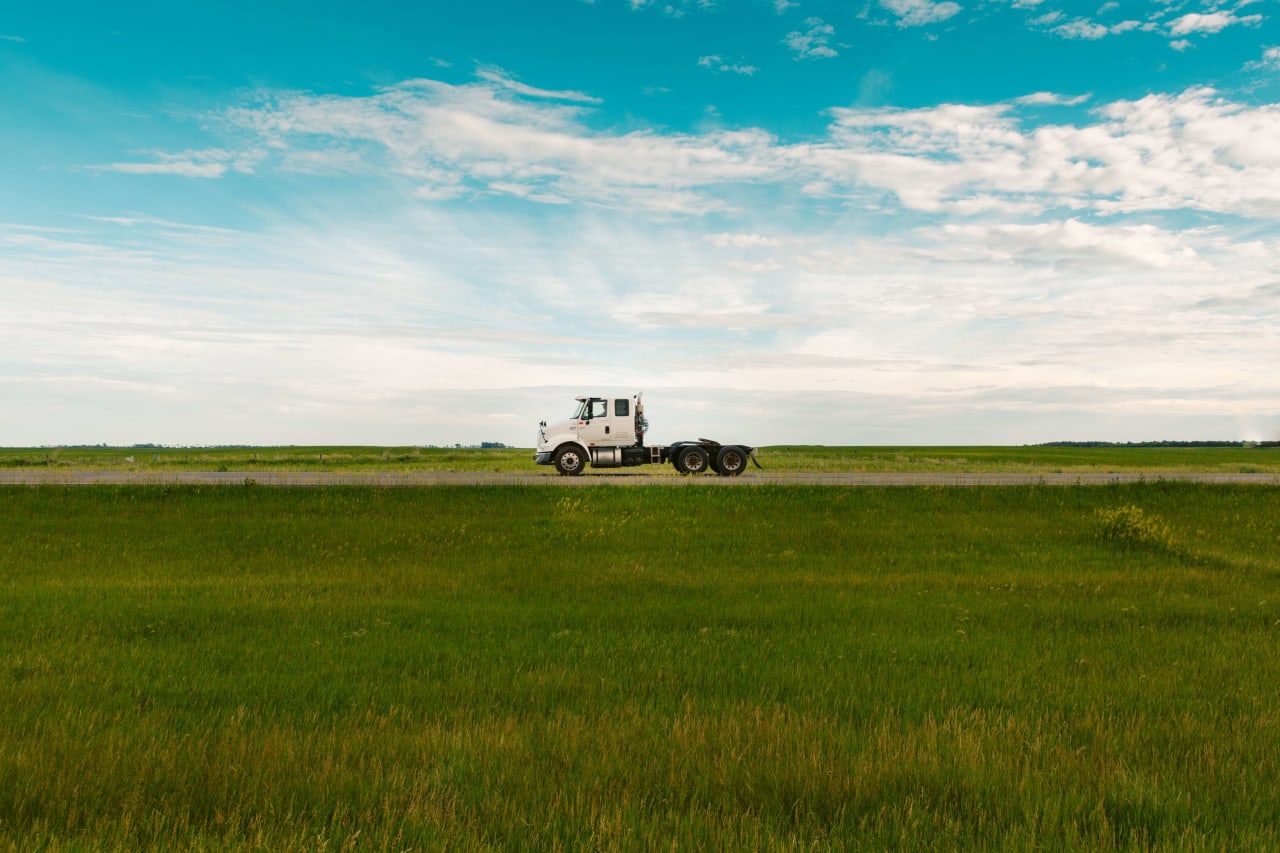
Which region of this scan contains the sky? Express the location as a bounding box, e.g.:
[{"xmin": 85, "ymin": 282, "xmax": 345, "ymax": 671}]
[{"xmin": 2, "ymin": 0, "xmax": 1278, "ymax": 447}]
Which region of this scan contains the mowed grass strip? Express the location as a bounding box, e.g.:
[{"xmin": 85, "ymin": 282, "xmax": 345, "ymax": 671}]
[{"xmin": 1, "ymin": 484, "xmax": 1278, "ymax": 850}]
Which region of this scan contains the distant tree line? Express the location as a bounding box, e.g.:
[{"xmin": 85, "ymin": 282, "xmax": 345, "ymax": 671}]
[
  {"xmin": 1037, "ymin": 441, "xmax": 1278, "ymax": 448},
  {"xmin": 423, "ymin": 442, "xmax": 511, "ymax": 449}
]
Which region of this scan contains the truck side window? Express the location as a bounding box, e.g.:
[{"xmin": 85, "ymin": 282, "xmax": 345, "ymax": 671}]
[
  {"xmin": 615, "ymin": 399, "xmax": 629, "ymax": 418},
  {"xmin": 591, "ymin": 400, "xmax": 607, "ymax": 419}
]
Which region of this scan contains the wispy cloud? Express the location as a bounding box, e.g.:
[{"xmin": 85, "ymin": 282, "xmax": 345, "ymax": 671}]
[
  {"xmin": 0, "ymin": 34, "xmax": 25, "ymax": 43},
  {"xmin": 625, "ymin": 0, "xmax": 717, "ymax": 15},
  {"xmin": 78, "ymin": 214, "xmax": 245, "ymax": 237},
  {"xmin": 1013, "ymin": 92, "xmax": 1090, "ymax": 106},
  {"xmin": 475, "ymin": 66, "xmax": 603, "ymax": 103},
  {"xmin": 91, "ymin": 76, "xmax": 1280, "ymax": 223},
  {"xmin": 205, "ymin": 73, "xmax": 778, "ymax": 214},
  {"xmin": 697, "ymin": 55, "xmax": 759, "ymax": 75},
  {"xmin": 784, "ymin": 17, "xmax": 838, "ymax": 59},
  {"xmin": 705, "ymin": 232, "xmax": 800, "ymax": 248},
  {"xmin": 92, "ymin": 148, "xmax": 264, "ymax": 178},
  {"xmin": 1245, "ymin": 45, "xmax": 1280, "ymax": 70}
]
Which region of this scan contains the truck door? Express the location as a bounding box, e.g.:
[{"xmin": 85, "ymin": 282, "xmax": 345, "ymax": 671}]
[{"xmin": 576, "ymin": 398, "xmax": 611, "ymax": 446}]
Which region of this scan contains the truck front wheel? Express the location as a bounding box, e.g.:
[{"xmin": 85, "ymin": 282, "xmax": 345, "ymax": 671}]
[{"xmin": 554, "ymin": 445, "xmax": 589, "ymax": 476}]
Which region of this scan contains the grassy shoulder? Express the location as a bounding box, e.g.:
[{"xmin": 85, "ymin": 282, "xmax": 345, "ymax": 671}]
[
  {"xmin": 2, "ymin": 483, "xmax": 1278, "ymax": 849},
  {"xmin": 2, "ymin": 443, "xmax": 1278, "ymax": 473}
]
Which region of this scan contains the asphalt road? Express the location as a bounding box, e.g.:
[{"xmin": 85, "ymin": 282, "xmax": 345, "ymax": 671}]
[{"xmin": 3, "ymin": 470, "xmax": 1279, "ymax": 486}]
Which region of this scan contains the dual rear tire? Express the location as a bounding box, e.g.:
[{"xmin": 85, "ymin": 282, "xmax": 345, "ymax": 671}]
[
  {"xmin": 714, "ymin": 446, "xmax": 748, "ymax": 476},
  {"xmin": 676, "ymin": 446, "xmax": 710, "ymax": 475},
  {"xmin": 675, "ymin": 445, "xmax": 747, "ymax": 477}
]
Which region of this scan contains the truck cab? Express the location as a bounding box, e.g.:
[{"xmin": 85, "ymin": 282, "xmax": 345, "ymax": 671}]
[
  {"xmin": 570, "ymin": 396, "xmax": 638, "ymax": 448},
  {"xmin": 534, "ymin": 394, "xmax": 754, "ymax": 477},
  {"xmin": 535, "ymin": 394, "xmax": 648, "ymax": 475}
]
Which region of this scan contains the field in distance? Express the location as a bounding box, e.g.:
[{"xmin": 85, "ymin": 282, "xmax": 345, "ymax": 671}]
[
  {"xmin": 2, "ymin": 483, "xmax": 1278, "ymax": 849},
  {"xmin": 2, "ymin": 444, "xmax": 1278, "ymax": 473}
]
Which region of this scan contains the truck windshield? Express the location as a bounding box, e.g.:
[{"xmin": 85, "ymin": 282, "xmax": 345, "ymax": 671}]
[{"xmin": 572, "ymin": 399, "xmax": 607, "ymax": 420}]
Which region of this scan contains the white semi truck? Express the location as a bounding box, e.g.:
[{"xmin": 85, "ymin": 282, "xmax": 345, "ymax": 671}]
[{"xmin": 534, "ymin": 394, "xmax": 759, "ymax": 476}]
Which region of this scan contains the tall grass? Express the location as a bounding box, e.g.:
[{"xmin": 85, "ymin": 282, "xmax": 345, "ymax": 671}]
[{"xmin": 2, "ymin": 484, "xmax": 1278, "ymax": 849}]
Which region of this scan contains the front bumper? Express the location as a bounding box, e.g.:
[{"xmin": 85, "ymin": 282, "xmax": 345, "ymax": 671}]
[{"xmin": 533, "ymin": 451, "xmax": 554, "ymax": 466}]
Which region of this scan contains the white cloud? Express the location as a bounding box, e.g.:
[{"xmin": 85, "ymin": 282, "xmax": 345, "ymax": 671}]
[
  {"xmin": 1052, "ymin": 18, "xmax": 1109, "ymax": 39},
  {"xmin": 937, "ymin": 219, "xmax": 1200, "ymax": 269},
  {"xmin": 822, "ymin": 88, "xmax": 1280, "ymax": 217},
  {"xmin": 784, "ymin": 17, "xmax": 838, "ymax": 59},
  {"xmin": 1168, "ymin": 11, "xmax": 1263, "ymax": 36},
  {"xmin": 1, "ymin": 34, "xmax": 26, "ymax": 42},
  {"xmin": 881, "ymin": 0, "xmax": 962, "ymax": 27}
]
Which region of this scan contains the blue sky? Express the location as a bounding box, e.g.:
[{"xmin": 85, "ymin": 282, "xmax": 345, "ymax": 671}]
[{"xmin": 2, "ymin": 0, "xmax": 1278, "ymax": 446}]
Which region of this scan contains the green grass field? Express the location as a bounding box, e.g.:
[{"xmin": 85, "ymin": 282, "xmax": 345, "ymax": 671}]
[
  {"xmin": 2, "ymin": 444, "xmax": 1278, "ymax": 474},
  {"xmin": 2, "ymin": 483, "xmax": 1278, "ymax": 849}
]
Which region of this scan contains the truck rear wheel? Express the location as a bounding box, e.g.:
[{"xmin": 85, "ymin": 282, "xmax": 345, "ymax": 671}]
[
  {"xmin": 678, "ymin": 446, "xmax": 709, "ymax": 475},
  {"xmin": 715, "ymin": 446, "xmax": 747, "ymax": 476},
  {"xmin": 554, "ymin": 445, "xmax": 589, "ymax": 476}
]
